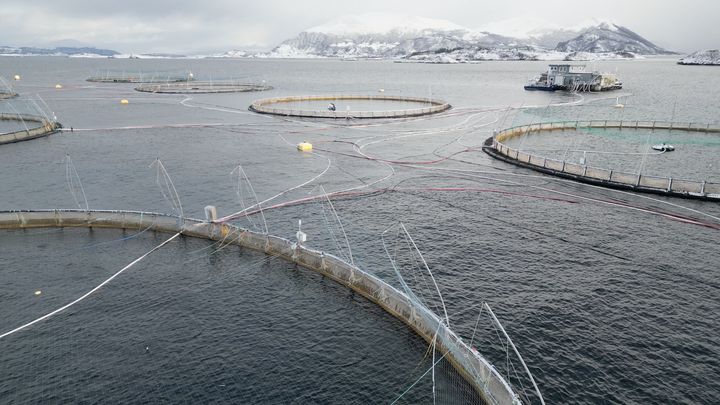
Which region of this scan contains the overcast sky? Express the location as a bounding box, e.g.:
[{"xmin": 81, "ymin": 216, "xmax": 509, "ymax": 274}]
[{"xmin": 1, "ymin": 0, "xmax": 717, "ymax": 54}]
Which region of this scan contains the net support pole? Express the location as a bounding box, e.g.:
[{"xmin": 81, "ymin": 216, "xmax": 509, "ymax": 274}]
[{"xmin": 484, "ymin": 302, "xmax": 545, "ymax": 405}]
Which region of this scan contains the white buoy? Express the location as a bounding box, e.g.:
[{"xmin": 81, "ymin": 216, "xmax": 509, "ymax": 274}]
[
  {"xmin": 13, "ymin": 74, "xmax": 20, "ymax": 81},
  {"xmin": 34, "ymin": 290, "xmax": 42, "ymax": 296},
  {"xmin": 55, "ymin": 84, "xmax": 63, "ymax": 89},
  {"xmin": 204, "ymin": 205, "xmax": 217, "ymax": 222},
  {"xmin": 296, "ymin": 219, "xmax": 307, "ymax": 245}
]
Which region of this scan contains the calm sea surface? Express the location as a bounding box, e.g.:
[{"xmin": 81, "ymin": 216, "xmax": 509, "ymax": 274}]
[{"xmin": 1, "ymin": 56, "xmax": 719, "ymax": 403}]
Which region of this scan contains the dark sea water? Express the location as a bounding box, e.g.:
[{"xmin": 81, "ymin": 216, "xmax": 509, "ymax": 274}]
[{"xmin": 1, "ymin": 56, "xmax": 719, "ymax": 404}]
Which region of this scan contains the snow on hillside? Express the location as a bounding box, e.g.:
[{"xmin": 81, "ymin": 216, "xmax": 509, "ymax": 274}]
[
  {"xmin": 0, "ymin": 45, "xmax": 119, "ymax": 57},
  {"xmin": 678, "ymin": 49, "xmax": 720, "ymax": 65},
  {"xmin": 220, "ymin": 13, "xmax": 671, "ymax": 62},
  {"xmin": 556, "ymin": 23, "xmax": 669, "ymax": 54}
]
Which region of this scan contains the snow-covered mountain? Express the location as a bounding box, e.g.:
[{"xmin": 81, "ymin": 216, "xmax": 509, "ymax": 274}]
[
  {"xmin": 478, "ymin": 17, "xmax": 586, "ymax": 48},
  {"xmin": 211, "ymin": 49, "xmax": 253, "ymax": 58},
  {"xmin": 555, "ymin": 22, "xmax": 669, "ymax": 54},
  {"xmin": 267, "ymin": 29, "xmax": 517, "ymax": 59},
  {"xmin": 0, "ymin": 46, "xmax": 119, "ymax": 57},
  {"xmin": 259, "ymin": 14, "xmax": 671, "ymax": 61},
  {"xmin": 267, "ymin": 14, "xmax": 518, "ymax": 59},
  {"xmin": 678, "ymin": 49, "xmax": 720, "ymax": 65}
]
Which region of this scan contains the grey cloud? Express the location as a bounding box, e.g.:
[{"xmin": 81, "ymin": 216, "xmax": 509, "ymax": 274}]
[{"xmin": 0, "ymin": 0, "xmax": 718, "ymax": 53}]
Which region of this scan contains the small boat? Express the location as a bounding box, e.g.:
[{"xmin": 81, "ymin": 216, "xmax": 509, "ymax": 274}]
[
  {"xmin": 652, "ymin": 143, "xmax": 675, "ymax": 152},
  {"xmin": 524, "ymin": 74, "xmax": 556, "ymax": 91}
]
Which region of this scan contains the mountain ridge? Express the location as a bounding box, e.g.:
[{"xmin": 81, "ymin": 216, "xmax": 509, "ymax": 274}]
[
  {"xmin": 0, "ymin": 46, "xmax": 119, "ymax": 57},
  {"xmin": 258, "ymin": 14, "xmax": 673, "ymax": 61}
]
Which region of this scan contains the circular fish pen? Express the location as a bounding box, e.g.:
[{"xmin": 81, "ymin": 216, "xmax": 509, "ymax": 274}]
[
  {"xmin": 0, "ymin": 209, "xmax": 524, "ymax": 405},
  {"xmin": 86, "ymin": 70, "xmax": 193, "ymax": 84},
  {"xmin": 483, "ymin": 120, "xmax": 720, "ymax": 201},
  {"xmin": 0, "ymin": 113, "xmax": 61, "ymax": 145},
  {"xmin": 135, "ymin": 81, "xmax": 273, "ymax": 94},
  {"xmin": 249, "ymin": 94, "xmax": 451, "ymax": 119}
]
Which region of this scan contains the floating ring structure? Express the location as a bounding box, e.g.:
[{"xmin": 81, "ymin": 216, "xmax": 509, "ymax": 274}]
[
  {"xmin": 483, "ymin": 120, "xmax": 720, "ymax": 201},
  {"xmin": 86, "ymin": 71, "xmax": 192, "ymax": 84},
  {"xmin": 249, "ymin": 94, "xmax": 451, "ymax": 119},
  {"xmin": 0, "ymin": 113, "xmax": 61, "ymax": 145},
  {"xmin": 0, "ymin": 209, "xmax": 521, "ymax": 405},
  {"xmin": 135, "ymin": 81, "xmax": 273, "ymax": 94}
]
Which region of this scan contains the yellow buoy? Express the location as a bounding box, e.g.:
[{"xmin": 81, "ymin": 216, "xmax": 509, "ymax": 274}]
[
  {"xmin": 297, "ymin": 141, "xmax": 313, "ymax": 152},
  {"xmin": 14, "ymin": 74, "xmax": 20, "ymax": 81},
  {"xmin": 55, "ymin": 84, "xmax": 63, "ymax": 89},
  {"xmin": 120, "ymin": 99, "xmax": 129, "ymax": 104},
  {"xmin": 34, "ymin": 290, "xmax": 42, "ymax": 296}
]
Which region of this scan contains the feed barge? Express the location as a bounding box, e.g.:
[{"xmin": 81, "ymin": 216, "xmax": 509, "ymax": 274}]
[{"xmin": 524, "ymin": 64, "xmax": 622, "ymax": 92}]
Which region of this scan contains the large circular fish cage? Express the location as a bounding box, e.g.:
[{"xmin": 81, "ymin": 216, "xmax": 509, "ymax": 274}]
[
  {"xmin": 249, "ymin": 94, "xmax": 451, "ymax": 119},
  {"xmin": 0, "ymin": 113, "xmax": 61, "ymax": 145},
  {"xmin": 86, "ymin": 72, "xmax": 191, "ymax": 84},
  {"xmin": 483, "ymin": 120, "xmax": 720, "ymax": 201},
  {"xmin": 0, "ymin": 209, "xmax": 522, "ymax": 405},
  {"xmin": 135, "ymin": 81, "xmax": 273, "ymax": 94}
]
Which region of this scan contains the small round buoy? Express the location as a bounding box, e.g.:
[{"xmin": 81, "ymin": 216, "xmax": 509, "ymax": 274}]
[
  {"xmin": 613, "ymin": 103, "xmax": 624, "ymax": 109},
  {"xmin": 378, "ymin": 88, "xmax": 385, "ymax": 93},
  {"xmin": 14, "ymin": 74, "xmax": 21, "ymax": 81},
  {"xmin": 297, "ymin": 141, "xmax": 313, "ymax": 152},
  {"xmin": 34, "ymin": 290, "xmax": 42, "ymax": 296},
  {"xmin": 55, "ymin": 84, "xmax": 63, "ymax": 89},
  {"xmin": 120, "ymin": 99, "xmax": 129, "ymax": 104}
]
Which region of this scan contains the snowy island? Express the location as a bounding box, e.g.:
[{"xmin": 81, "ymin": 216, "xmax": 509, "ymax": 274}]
[{"xmin": 678, "ymin": 50, "xmax": 720, "ymax": 65}]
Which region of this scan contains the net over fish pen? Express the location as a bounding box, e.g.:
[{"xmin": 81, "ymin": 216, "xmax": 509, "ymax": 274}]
[{"xmin": 0, "ymin": 98, "xmax": 61, "ymax": 145}]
